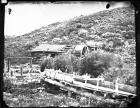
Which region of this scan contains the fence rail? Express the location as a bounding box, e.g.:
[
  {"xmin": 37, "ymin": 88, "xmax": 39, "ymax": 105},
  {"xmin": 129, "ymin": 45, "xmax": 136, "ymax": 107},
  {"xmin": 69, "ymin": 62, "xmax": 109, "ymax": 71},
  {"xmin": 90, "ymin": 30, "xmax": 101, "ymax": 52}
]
[{"xmin": 43, "ymin": 69, "xmax": 136, "ymax": 97}]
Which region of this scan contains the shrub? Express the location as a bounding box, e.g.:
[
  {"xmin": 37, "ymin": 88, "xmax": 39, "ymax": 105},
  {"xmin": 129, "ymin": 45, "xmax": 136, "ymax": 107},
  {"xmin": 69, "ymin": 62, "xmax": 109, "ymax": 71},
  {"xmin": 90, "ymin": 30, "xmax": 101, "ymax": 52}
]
[
  {"xmin": 102, "ymin": 67, "xmax": 136, "ymax": 86},
  {"xmin": 101, "ymin": 32, "xmax": 121, "ymax": 38},
  {"xmin": 125, "ymin": 74, "xmax": 136, "ymax": 86},
  {"xmin": 40, "ymin": 57, "xmax": 54, "ymax": 72},
  {"xmin": 3, "ymin": 78, "xmax": 17, "ymax": 93},
  {"xmin": 40, "ymin": 54, "xmax": 80, "ymax": 73},
  {"xmin": 40, "ymin": 50, "xmax": 124, "ymax": 79},
  {"xmin": 79, "ymin": 51, "xmax": 116, "ymax": 77},
  {"xmin": 102, "ymin": 67, "xmax": 123, "ymax": 82},
  {"xmin": 53, "ymin": 54, "xmax": 70, "ymax": 72},
  {"xmin": 53, "ymin": 54, "xmax": 79, "ymax": 73},
  {"xmin": 128, "ymin": 44, "xmax": 135, "ymax": 55},
  {"xmin": 71, "ymin": 55, "xmax": 81, "ymax": 72},
  {"xmin": 122, "ymin": 30, "xmax": 135, "ymax": 39},
  {"xmin": 106, "ymin": 37, "xmax": 124, "ymax": 48},
  {"xmin": 120, "ymin": 69, "xmax": 136, "ymax": 86}
]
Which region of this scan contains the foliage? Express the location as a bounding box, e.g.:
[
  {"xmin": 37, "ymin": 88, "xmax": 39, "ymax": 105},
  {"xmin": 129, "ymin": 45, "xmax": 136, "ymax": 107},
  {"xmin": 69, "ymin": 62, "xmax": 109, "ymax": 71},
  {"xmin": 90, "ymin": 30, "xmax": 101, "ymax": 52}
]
[
  {"xmin": 78, "ymin": 51, "xmax": 122, "ymax": 77},
  {"xmin": 5, "ymin": 6, "xmax": 136, "ymax": 86},
  {"xmin": 40, "ymin": 50, "xmax": 124, "ymax": 78},
  {"xmin": 127, "ymin": 44, "xmax": 135, "ymax": 55},
  {"xmin": 3, "ymin": 78, "xmax": 18, "ymax": 93},
  {"xmin": 40, "ymin": 57, "xmax": 54, "ymax": 72},
  {"xmin": 102, "ymin": 67, "xmax": 123, "ymax": 82},
  {"xmin": 101, "ymin": 32, "xmax": 121, "ymax": 38},
  {"xmin": 120, "ymin": 68, "xmax": 136, "ymax": 86},
  {"xmin": 40, "ymin": 54, "xmax": 80, "ymax": 73},
  {"xmin": 53, "ymin": 54, "xmax": 80, "ymax": 73},
  {"xmin": 53, "ymin": 54, "xmax": 70, "ymax": 72},
  {"xmin": 126, "ymin": 30, "xmax": 135, "ymax": 39},
  {"xmin": 102, "ymin": 65, "xmax": 136, "ymax": 86},
  {"xmin": 5, "ymin": 7, "xmax": 135, "ymax": 59}
]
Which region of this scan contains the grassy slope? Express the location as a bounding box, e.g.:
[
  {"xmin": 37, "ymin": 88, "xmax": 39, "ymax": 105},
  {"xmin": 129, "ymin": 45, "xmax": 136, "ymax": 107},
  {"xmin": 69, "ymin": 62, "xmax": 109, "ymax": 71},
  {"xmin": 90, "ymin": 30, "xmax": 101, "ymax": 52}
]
[{"xmin": 4, "ymin": 7, "xmax": 135, "ymax": 59}]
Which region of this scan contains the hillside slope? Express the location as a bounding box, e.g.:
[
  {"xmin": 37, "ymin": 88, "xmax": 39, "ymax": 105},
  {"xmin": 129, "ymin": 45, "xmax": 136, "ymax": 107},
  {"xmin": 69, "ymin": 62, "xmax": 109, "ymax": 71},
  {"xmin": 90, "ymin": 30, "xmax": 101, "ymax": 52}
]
[{"xmin": 5, "ymin": 6, "xmax": 135, "ymax": 60}]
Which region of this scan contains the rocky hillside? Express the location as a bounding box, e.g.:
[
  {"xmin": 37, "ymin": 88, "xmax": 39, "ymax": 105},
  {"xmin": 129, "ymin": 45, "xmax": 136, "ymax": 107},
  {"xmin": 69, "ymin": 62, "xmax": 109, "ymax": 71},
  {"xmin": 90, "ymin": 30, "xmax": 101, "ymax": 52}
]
[{"xmin": 5, "ymin": 6, "xmax": 135, "ymax": 61}]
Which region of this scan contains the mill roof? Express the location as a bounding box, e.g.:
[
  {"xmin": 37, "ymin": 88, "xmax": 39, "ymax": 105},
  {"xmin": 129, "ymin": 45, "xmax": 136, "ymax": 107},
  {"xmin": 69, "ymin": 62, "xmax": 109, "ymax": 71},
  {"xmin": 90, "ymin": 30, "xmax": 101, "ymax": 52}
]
[{"xmin": 30, "ymin": 44, "xmax": 66, "ymax": 53}]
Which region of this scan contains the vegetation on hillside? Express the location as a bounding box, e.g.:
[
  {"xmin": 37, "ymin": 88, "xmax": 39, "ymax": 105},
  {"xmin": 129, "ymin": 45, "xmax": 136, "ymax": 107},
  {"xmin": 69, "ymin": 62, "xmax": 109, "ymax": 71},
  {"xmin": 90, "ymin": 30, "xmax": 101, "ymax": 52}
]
[
  {"xmin": 4, "ymin": 6, "xmax": 136, "ymax": 107},
  {"xmin": 5, "ymin": 6, "xmax": 136, "ymax": 85},
  {"xmin": 5, "ymin": 6, "xmax": 135, "ymax": 61}
]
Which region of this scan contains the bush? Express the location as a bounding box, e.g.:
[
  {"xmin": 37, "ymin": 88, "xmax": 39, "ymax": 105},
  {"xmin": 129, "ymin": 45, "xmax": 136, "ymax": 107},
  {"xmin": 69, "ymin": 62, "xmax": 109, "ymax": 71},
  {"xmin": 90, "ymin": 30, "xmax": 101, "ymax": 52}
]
[
  {"xmin": 71, "ymin": 55, "xmax": 81, "ymax": 72},
  {"xmin": 79, "ymin": 51, "xmax": 117, "ymax": 77},
  {"xmin": 106, "ymin": 37, "xmax": 124, "ymax": 48},
  {"xmin": 128, "ymin": 44, "xmax": 135, "ymax": 55},
  {"xmin": 102, "ymin": 67, "xmax": 136, "ymax": 86},
  {"xmin": 40, "ymin": 57, "xmax": 54, "ymax": 72},
  {"xmin": 102, "ymin": 67, "xmax": 123, "ymax": 82},
  {"xmin": 3, "ymin": 78, "xmax": 17, "ymax": 93},
  {"xmin": 40, "ymin": 54, "xmax": 80, "ymax": 73},
  {"xmin": 125, "ymin": 74, "xmax": 136, "ymax": 86},
  {"xmin": 101, "ymin": 32, "xmax": 121, "ymax": 38},
  {"xmin": 120, "ymin": 69, "xmax": 136, "ymax": 86},
  {"xmin": 122, "ymin": 30, "xmax": 135, "ymax": 39},
  {"xmin": 40, "ymin": 51, "xmax": 123, "ymax": 79},
  {"xmin": 53, "ymin": 54, "xmax": 79, "ymax": 73},
  {"xmin": 53, "ymin": 54, "xmax": 70, "ymax": 72}
]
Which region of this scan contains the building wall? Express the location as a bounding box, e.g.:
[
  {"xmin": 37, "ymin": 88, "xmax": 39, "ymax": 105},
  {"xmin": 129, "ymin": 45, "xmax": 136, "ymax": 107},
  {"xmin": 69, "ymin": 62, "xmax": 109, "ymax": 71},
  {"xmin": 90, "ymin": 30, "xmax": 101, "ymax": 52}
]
[{"xmin": 30, "ymin": 52, "xmax": 61, "ymax": 64}]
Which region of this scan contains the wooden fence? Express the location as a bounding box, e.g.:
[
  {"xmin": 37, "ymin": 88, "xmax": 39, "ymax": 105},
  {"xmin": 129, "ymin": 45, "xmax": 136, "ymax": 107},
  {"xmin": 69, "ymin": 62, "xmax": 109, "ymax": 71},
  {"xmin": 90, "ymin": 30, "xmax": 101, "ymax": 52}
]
[{"xmin": 42, "ymin": 69, "xmax": 136, "ymax": 97}]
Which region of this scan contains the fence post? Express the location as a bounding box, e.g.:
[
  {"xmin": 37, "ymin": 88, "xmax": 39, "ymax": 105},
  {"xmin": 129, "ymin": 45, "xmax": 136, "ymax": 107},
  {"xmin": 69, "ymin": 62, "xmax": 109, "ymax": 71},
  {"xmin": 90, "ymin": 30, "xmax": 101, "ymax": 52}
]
[
  {"xmin": 10, "ymin": 69, "xmax": 13, "ymax": 77},
  {"xmin": 30, "ymin": 58, "xmax": 32, "ymax": 68},
  {"xmin": 68, "ymin": 91, "xmax": 71, "ymax": 97},
  {"xmin": 115, "ymin": 78, "xmax": 119, "ymax": 95},
  {"xmin": 97, "ymin": 80, "xmax": 99, "ymax": 90},
  {"xmin": 88, "ymin": 97, "xmax": 90, "ymax": 106},
  {"xmin": 54, "ymin": 70, "xmax": 56, "ymax": 79},
  {"xmin": 85, "ymin": 73, "xmax": 88, "ymax": 84},
  {"xmin": 7, "ymin": 58, "xmax": 10, "ymax": 72},
  {"xmin": 20, "ymin": 65, "xmax": 23, "ymax": 76},
  {"xmin": 72, "ymin": 72, "xmax": 75, "ymax": 84}
]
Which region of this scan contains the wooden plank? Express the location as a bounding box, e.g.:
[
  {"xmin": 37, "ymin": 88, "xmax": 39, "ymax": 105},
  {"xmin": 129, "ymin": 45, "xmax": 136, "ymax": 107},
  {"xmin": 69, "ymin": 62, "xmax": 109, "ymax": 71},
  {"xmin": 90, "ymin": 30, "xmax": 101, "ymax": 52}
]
[
  {"xmin": 44, "ymin": 78, "xmax": 121, "ymax": 104},
  {"xmin": 118, "ymin": 83, "xmax": 136, "ymax": 94},
  {"xmin": 6, "ymin": 57, "xmax": 33, "ymax": 59},
  {"xmin": 63, "ymin": 80, "xmax": 136, "ymax": 97},
  {"xmin": 74, "ymin": 77, "xmax": 85, "ymax": 83},
  {"xmin": 74, "ymin": 77, "xmax": 136, "ymax": 94},
  {"xmin": 73, "ymin": 81, "xmax": 115, "ymax": 93},
  {"xmin": 44, "ymin": 69, "xmax": 136, "ymax": 96},
  {"xmin": 99, "ymin": 81, "xmax": 114, "ymax": 89}
]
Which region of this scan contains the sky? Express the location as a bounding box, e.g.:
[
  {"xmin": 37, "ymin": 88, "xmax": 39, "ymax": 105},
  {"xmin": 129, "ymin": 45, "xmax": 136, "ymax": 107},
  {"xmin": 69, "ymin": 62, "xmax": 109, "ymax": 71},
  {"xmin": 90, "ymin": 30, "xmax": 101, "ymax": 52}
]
[{"xmin": 4, "ymin": 1, "xmax": 130, "ymax": 37}]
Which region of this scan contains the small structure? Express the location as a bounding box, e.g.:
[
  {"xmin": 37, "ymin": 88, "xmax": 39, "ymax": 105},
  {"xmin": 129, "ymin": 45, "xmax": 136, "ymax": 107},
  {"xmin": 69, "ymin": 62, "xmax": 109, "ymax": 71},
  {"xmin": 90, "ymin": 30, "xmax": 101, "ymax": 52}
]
[
  {"xmin": 29, "ymin": 44, "xmax": 73, "ymax": 63},
  {"xmin": 86, "ymin": 41, "xmax": 103, "ymax": 51},
  {"xmin": 5, "ymin": 57, "xmax": 33, "ymax": 77},
  {"xmin": 72, "ymin": 45, "xmax": 90, "ymax": 57},
  {"xmin": 72, "ymin": 41, "xmax": 104, "ymax": 57},
  {"xmin": 29, "ymin": 41, "xmax": 104, "ymax": 60},
  {"xmin": 30, "ymin": 44, "xmax": 66, "ymax": 56}
]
